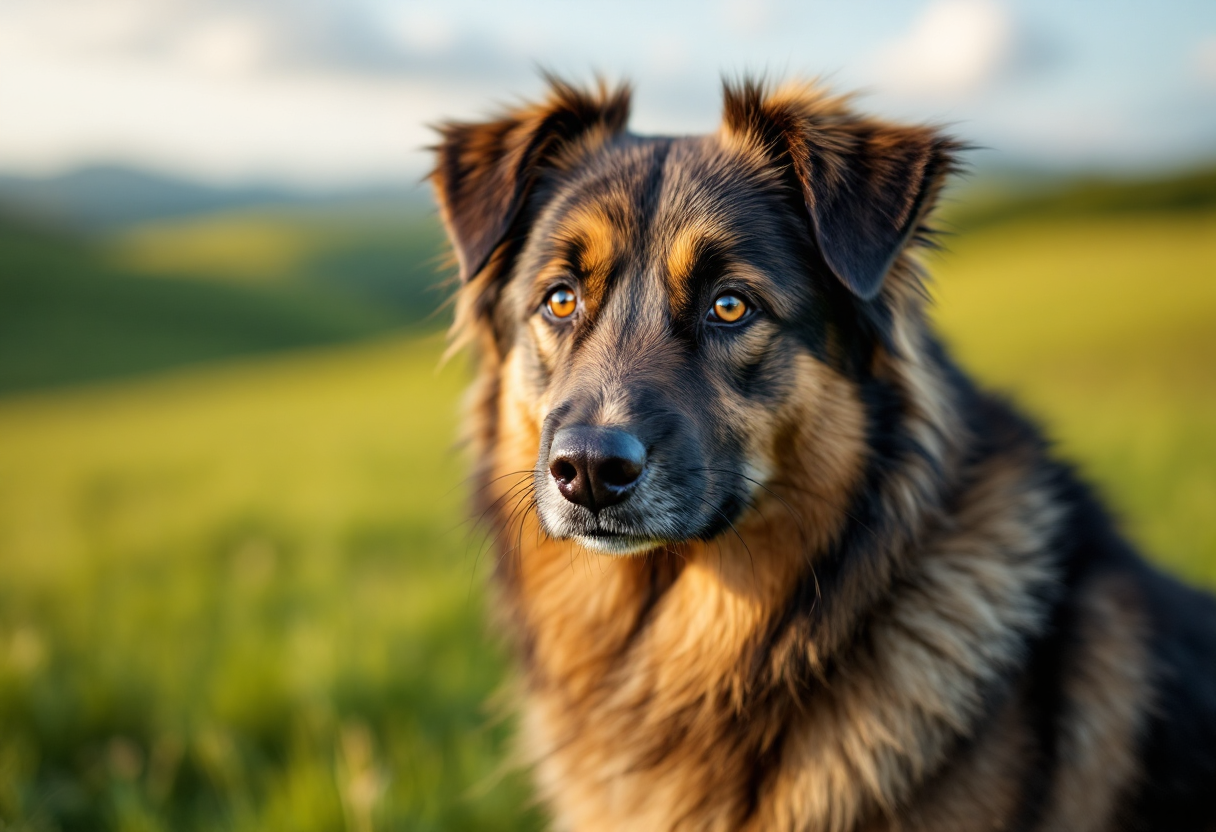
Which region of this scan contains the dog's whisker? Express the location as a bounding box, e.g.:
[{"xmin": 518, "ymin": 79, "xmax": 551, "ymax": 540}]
[
  {"xmin": 479, "ymin": 482, "xmax": 536, "ymax": 574},
  {"xmin": 495, "ymin": 486, "xmax": 540, "ymax": 574},
  {"xmin": 447, "ymin": 471, "xmax": 536, "ymax": 542},
  {"xmin": 695, "ymin": 495, "xmax": 756, "ymax": 584},
  {"xmin": 688, "ymin": 467, "xmax": 825, "ymax": 602},
  {"xmin": 463, "ymin": 475, "xmax": 536, "ymax": 562},
  {"xmin": 469, "ymin": 483, "xmax": 537, "ymax": 599}
]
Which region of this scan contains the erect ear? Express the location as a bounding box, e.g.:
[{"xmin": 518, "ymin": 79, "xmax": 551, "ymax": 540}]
[
  {"xmin": 429, "ymin": 77, "xmax": 631, "ymax": 282},
  {"xmin": 721, "ymin": 79, "xmax": 960, "ymax": 301}
]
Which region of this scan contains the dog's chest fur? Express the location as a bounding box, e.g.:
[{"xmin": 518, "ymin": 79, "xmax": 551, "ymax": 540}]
[{"xmin": 493, "ymin": 412, "xmax": 1082, "ymax": 832}]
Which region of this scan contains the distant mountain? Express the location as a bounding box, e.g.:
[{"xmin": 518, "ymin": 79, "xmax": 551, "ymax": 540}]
[{"xmin": 0, "ymin": 165, "xmax": 433, "ymax": 232}]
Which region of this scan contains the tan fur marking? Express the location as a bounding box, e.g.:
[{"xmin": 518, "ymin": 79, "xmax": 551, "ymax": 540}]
[
  {"xmin": 549, "ymin": 204, "xmax": 622, "ymax": 316},
  {"xmin": 744, "ymin": 350, "xmax": 866, "ymax": 566},
  {"xmin": 571, "ymin": 209, "xmax": 618, "ymax": 278},
  {"xmin": 665, "ymin": 223, "xmax": 736, "ymax": 311},
  {"xmin": 1041, "ymin": 574, "xmax": 1153, "ymax": 832}
]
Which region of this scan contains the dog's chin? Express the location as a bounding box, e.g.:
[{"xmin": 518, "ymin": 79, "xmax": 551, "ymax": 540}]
[{"xmin": 574, "ymin": 533, "xmax": 663, "ymax": 557}]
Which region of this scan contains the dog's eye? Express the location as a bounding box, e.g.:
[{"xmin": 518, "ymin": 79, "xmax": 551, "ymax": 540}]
[
  {"xmin": 545, "ymin": 286, "xmax": 578, "ymax": 319},
  {"xmin": 709, "ymin": 293, "xmax": 749, "ymax": 324}
]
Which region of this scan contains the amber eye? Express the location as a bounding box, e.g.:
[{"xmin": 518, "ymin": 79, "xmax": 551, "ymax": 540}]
[
  {"xmin": 710, "ymin": 293, "xmax": 748, "ymax": 323},
  {"xmin": 546, "ymin": 286, "xmax": 578, "ymax": 319}
]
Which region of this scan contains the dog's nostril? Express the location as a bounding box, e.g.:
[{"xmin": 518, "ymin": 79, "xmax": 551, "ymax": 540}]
[
  {"xmin": 598, "ymin": 457, "xmax": 642, "ymax": 488},
  {"xmin": 550, "ymin": 459, "xmax": 578, "ymax": 484}
]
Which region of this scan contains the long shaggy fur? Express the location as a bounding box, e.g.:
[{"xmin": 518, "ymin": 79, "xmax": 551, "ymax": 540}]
[{"xmin": 430, "ymin": 76, "xmax": 1216, "ymax": 832}]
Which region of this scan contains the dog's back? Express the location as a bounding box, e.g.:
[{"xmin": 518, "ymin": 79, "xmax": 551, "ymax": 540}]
[{"xmin": 431, "ymin": 77, "xmax": 1216, "ymax": 831}]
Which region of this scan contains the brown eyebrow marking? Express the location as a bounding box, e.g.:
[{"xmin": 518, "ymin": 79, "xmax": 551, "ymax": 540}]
[
  {"xmin": 546, "ymin": 204, "xmax": 623, "ymax": 315},
  {"xmin": 666, "ymin": 223, "xmax": 738, "ymax": 312}
]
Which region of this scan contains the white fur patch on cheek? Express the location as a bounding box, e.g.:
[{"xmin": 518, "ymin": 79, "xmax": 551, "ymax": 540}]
[{"xmin": 742, "ymin": 459, "xmax": 773, "ymax": 497}]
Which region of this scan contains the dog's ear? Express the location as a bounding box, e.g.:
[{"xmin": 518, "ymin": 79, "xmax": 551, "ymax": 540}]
[
  {"xmin": 430, "ymin": 77, "xmax": 631, "ymax": 283},
  {"xmin": 721, "ymin": 79, "xmax": 959, "ymax": 301}
]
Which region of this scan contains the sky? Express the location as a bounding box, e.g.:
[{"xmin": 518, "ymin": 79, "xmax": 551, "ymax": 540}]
[{"xmin": 1, "ymin": 0, "xmax": 1214, "ymax": 188}]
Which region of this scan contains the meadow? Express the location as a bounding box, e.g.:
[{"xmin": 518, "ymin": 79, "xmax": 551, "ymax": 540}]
[{"xmin": 0, "ymin": 177, "xmax": 1213, "ymax": 830}]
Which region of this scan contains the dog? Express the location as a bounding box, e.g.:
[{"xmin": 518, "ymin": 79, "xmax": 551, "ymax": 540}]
[{"xmin": 429, "ymin": 77, "xmax": 1216, "ymax": 831}]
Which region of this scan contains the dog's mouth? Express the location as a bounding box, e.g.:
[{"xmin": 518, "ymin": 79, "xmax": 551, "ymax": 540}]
[
  {"xmin": 534, "ymin": 489, "xmax": 681, "ymax": 557},
  {"xmin": 535, "ymin": 479, "xmax": 747, "ymax": 557},
  {"xmin": 574, "ymin": 529, "xmax": 664, "ymax": 556}
]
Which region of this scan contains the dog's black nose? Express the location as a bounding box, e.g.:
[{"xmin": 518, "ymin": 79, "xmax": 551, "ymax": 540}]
[{"xmin": 548, "ymin": 426, "xmax": 646, "ymax": 511}]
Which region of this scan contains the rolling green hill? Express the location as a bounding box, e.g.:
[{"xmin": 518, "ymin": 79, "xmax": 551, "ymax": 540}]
[
  {"xmin": 109, "ymin": 207, "xmax": 451, "ymax": 321},
  {"xmin": 941, "ymin": 165, "xmax": 1216, "ymax": 231},
  {"xmin": 0, "ymin": 211, "xmax": 449, "ymax": 395}
]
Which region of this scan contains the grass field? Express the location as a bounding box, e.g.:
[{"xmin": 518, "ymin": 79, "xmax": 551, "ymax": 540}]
[
  {"xmin": 0, "ymin": 337, "xmax": 542, "ymax": 831},
  {"xmin": 0, "ymin": 192, "xmax": 1212, "ymax": 829}
]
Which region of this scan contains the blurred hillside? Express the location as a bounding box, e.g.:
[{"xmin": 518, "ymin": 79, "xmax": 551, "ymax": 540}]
[
  {"xmin": 0, "ymin": 162, "xmax": 1213, "ymax": 831},
  {"xmin": 0, "ymin": 195, "xmax": 449, "ymax": 395},
  {"xmin": 3, "ymin": 164, "xmax": 1215, "ymax": 397},
  {"xmin": 940, "ymin": 165, "xmax": 1216, "ymax": 231}
]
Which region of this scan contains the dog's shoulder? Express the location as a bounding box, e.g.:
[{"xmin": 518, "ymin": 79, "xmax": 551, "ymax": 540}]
[
  {"xmin": 1018, "ymin": 432, "xmax": 1216, "ymax": 831},
  {"xmin": 942, "ymin": 371, "xmax": 1216, "ymax": 831},
  {"xmin": 1126, "ymin": 556, "xmax": 1216, "ymax": 829}
]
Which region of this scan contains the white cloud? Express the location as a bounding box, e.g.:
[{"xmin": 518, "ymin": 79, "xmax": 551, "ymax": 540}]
[
  {"xmin": 869, "ymin": 0, "xmax": 1014, "ymax": 99},
  {"xmin": 0, "ymin": 0, "xmax": 537, "ymax": 183},
  {"xmin": 385, "ymin": 7, "xmax": 456, "ymax": 54},
  {"xmin": 175, "ymin": 15, "xmax": 272, "ymax": 77},
  {"xmin": 0, "ymin": 0, "xmax": 164, "ymax": 56},
  {"xmin": 1195, "ymin": 36, "xmax": 1216, "ymax": 89},
  {"xmin": 718, "ymin": 0, "xmax": 775, "ymax": 38},
  {"xmin": 0, "ymin": 1, "xmax": 275, "ymax": 75},
  {"xmin": 0, "ymin": 22, "xmax": 479, "ymax": 185}
]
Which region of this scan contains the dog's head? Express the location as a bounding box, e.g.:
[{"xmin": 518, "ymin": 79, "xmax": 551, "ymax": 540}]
[{"xmin": 432, "ymin": 78, "xmax": 957, "ymax": 556}]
